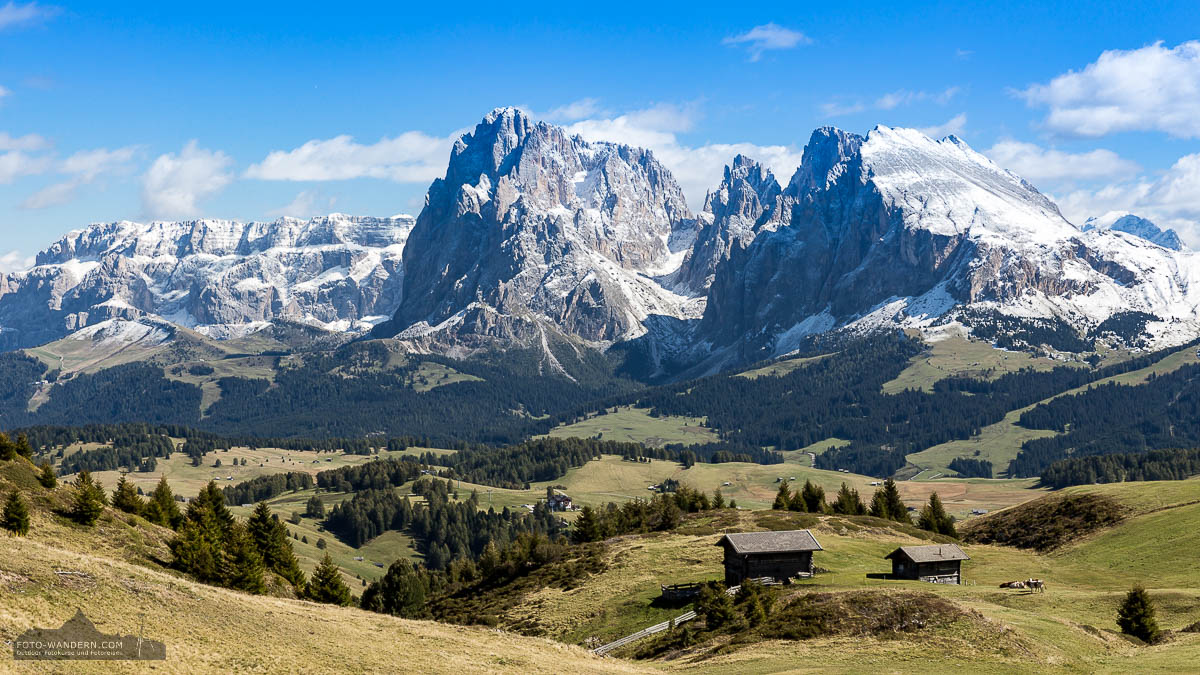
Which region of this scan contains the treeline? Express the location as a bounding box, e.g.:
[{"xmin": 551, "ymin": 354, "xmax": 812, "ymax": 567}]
[
  {"xmin": 1040, "ymin": 448, "xmax": 1200, "ymax": 489},
  {"xmin": 325, "ymin": 477, "xmax": 563, "ymax": 570},
  {"xmin": 222, "ymin": 472, "xmax": 315, "ymax": 505},
  {"xmin": 572, "ymin": 485, "xmax": 729, "ymax": 543},
  {"xmin": 610, "ymin": 334, "xmax": 1190, "ymax": 477},
  {"xmin": 948, "ymin": 457, "xmax": 993, "ymax": 478},
  {"xmin": 1009, "ymin": 364, "xmax": 1200, "ymax": 477},
  {"xmin": 965, "ymin": 309, "xmax": 1094, "ymax": 352}
]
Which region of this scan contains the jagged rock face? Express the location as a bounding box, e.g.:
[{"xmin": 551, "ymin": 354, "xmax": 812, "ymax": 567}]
[
  {"xmin": 1083, "ymin": 214, "xmax": 1186, "ymax": 251},
  {"xmin": 697, "ymin": 126, "xmax": 1200, "ymax": 360},
  {"xmin": 387, "ymin": 107, "xmax": 698, "ymax": 346},
  {"xmin": 674, "ymin": 155, "xmax": 782, "ymax": 292},
  {"xmin": 0, "ymin": 215, "xmax": 414, "ymax": 349}
]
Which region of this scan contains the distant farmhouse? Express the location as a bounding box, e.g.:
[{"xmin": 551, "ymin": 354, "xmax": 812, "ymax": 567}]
[
  {"xmin": 715, "ymin": 529, "xmax": 823, "ymax": 586},
  {"xmin": 885, "ymin": 544, "xmax": 969, "ymax": 584}
]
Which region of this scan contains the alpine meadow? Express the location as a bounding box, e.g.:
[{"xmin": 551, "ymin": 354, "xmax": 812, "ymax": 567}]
[{"xmin": 3, "ymin": 3, "xmax": 1200, "ymax": 673}]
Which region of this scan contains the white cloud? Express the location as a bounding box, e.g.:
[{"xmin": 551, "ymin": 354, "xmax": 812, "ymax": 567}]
[
  {"xmin": 723, "ymin": 23, "xmax": 811, "ymax": 62},
  {"xmin": 267, "ymin": 190, "xmax": 336, "ymax": 219},
  {"xmin": 820, "ymin": 101, "xmax": 867, "ymax": 117},
  {"xmin": 565, "ymin": 103, "xmax": 803, "ymax": 209},
  {"xmin": 0, "ymin": 150, "xmax": 50, "ymax": 183},
  {"xmin": 985, "ymin": 140, "xmax": 1140, "ymax": 182},
  {"xmin": 141, "ymin": 141, "xmax": 233, "ymax": 219},
  {"xmin": 0, "ymin": 249, "xmax": 34, "ymax": 273},
  {"xmin": 0, "ymin": 131, "xmax": 48, "ymax": 151},
  {"xmin": 0, "ymin": 2, "xmax": 58, "ymax": 31},
  {"xmin": 1049, "ymin": 152, "xmax": 1200, "ymax": 245},
  {"xmin": 1021, "ymin": 40, "xmax": 1200, "ymax": 138},
  {"xmin": 539, "ymin": 98, "xmax": 604, "ymax": 122},
  {"xmin": 0, "ymin": 85, "xmax": 8, "ymax": 102},
  {"xmin": 245, "ymin": 131, "xmax": 453, "ymax": 183},
  {"xmin": 917, "ymin": 113, "xmax": 967, "ymax": 138},
  {"xmin": 22, "ymin": 145, "xmax": 138, "ymax": 209}
]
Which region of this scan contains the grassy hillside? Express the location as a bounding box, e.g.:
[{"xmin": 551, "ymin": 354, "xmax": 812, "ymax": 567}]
[
  {"xmin": 906, "ymin": 341, "xmax": 1200, "ymax": 477},
  {"xmin": 547, "ymin": 406, "xmax": 717, "ymax": 447}
]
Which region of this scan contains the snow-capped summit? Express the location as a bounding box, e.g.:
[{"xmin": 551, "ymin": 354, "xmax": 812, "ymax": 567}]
[
  {"xmin": 1083, "ymin": 213, "xmax": 1186, "ymax": 251},
  {"xmin": 0, "ymin": 214, "xmax": 415, "ymax": 349}
]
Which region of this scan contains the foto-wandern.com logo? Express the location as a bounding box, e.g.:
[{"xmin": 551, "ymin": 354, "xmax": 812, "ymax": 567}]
[{"xmin": 12, "ymin": 609, "xmax": 165, "ymax": 661}]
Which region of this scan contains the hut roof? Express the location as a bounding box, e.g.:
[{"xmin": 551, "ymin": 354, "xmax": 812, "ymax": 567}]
[
  {"xmin": 715, "ymin": 529, "xmax": 823, "ymax": 555},
  {"xmin": 885, "ymin": 543, "xmax": 970, "ymax": 563}
]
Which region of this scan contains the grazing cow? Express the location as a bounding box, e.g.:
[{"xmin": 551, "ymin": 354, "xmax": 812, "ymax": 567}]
[
  {"xmin": 999, "ymin": 581, "xmax": 1025, "ymax": 589},
  {"xmin": 1026, "ymin": 578, "xmax": 1045, "ymax": 593}
]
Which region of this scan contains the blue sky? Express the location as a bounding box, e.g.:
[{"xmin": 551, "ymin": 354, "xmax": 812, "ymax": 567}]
[{"xmin": 2, "ymin": 0, "xmax": 1200, "ymax": 267}]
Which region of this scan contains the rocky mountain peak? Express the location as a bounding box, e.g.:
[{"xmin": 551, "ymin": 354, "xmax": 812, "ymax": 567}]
[{"xmin": 1083, "ymin": 213, "xmax": 1186, "ymax": 251}]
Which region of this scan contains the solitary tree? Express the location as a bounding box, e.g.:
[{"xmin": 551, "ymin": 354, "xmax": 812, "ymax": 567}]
[
  {"xmin": 832, "ymin": 482, "xmax": 866, "ymax": 515},
  {"xmin": 869, "ymin": 479, "xmax": 909, "ymax": 523},
  {"xmin": 305, "ymin": 495, "xmax": 325, "ymax": 518},
  {"xmin": 917, "ymin": 492, "xmax": 957, "ymax": 537},
  {"xmin": 144, "ymin": 476, "xmax": 182, "ymax": 529},
  {"xmin": 799, "ymin": 480, "xmax": 827, "ymax": 513},
  {"xmin": 1117, "ymin": 585, "xmax": 1161, "ymax": 644},
  {"xmin": 111, "ymin": 475, "xmax": 143, "ymax": 515},
  {"xmin": 2, "ymin": 490, "xmax": 30, "ymax": 536},
  {"xmin": 306, "ymin": 553, "xmax": 352, "ymax": 606},
  {"xmin": 37, "ymin": 461, "xmax": 57, "ymax": 489},
  {"xmin": 70, "ymin": 471, "xmax": 107, "ymax": 526},
  {"xmin": 712, "ymin": 488, "xmax": 726, "ymax": 509},
  {"xmin": 772, "ymin": 481, "xmax": 792, "ymax": 510},
  {"xmin": 360, "ymin": 560, "xmax": 427, "ymax": 617}
]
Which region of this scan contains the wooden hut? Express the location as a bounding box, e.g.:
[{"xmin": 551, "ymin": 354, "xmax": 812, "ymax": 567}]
[
  {"xmin": 715, "ymin": 530, "xmax": 823, "ymax": 586},
  {"xmin": 884, "ymin": 544, "xmax": 969, "ymax": 584}
]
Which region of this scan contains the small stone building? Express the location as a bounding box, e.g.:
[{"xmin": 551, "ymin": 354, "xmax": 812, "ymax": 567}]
[
  {"xmin": 885, "ymin": 544, "xmax": 969, "ymax": 584},
  {"xmin": 715, "ymin": 530, "xmax": 823, "ymax": 586}
]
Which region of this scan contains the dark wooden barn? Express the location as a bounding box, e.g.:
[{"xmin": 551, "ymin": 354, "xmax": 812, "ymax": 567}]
[
  {"xmin": 884, "ymin": 544, "xmax": 969, "ymax": 584},
  {"xmin": 715, "ymin": 530, "xmax": 823, "ymax": 586}
]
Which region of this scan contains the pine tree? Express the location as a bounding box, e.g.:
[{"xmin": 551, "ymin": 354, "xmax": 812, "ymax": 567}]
[
  {"xmin": 222, "ymin": 523, "xmax": 266, "ymax": 594},
  {"xmin": 799, "ymin": 480, "xmax": 827, "ymax": 513},
  {"xmin": 832, "ymin": 482, "xmax": 866, "ymax": 515},
  {"xmin": 696, "ymin": 583, "xmax": 738, "ymax": 631},
  {"xmin": 0, "ymin": 433, "xmax": 14, "ymax": 461},
  {"xmin": 360, "ymin": 560, "xmax": 427, "ymax": 617},
  {"xmin": 1117, "ymin": 585, "xmax": 1161, "ymax": 644},
  {"xmin": 111, "ymin": 475, "xmax": 143, "ymax": 515},
  {"xmin": 37, "ymin": 461, "xmax": 57, "ymax": 489},
  {"xmin": 572, "ymin": 505, "xmax": 602, "ymax": 544},
  {"xmin": 2, "ymin": 490, "xmax": 30, "ymax": 536},
  {"xmin": 772, "ymin": 481, "xmax": 791, "ymax": 510},
  {"xmin": 917, "ymin": 492, "xmax": 957, "ymax": 537},
  {"xmin": 171, "ymin": 519, "xmax": 221, "ymax": 583},
  {"xmin": 712, "ymin": 489, "xmax": 726, "ymax": 509},
  {"xmin": 70, "ymin": 470, "xmax": 106, "ymax": 526},
  {"xmin": 869, "ymin": 479, "xmax": 909, "ymax": 522},
  {"xmin": 305, "ymin": 495, "xmax": 325, "ymax": 518},
  {"xmin": 144, "ymin": 476, "xmax": 182, "ymax": 529},
  {"xmin": 14, "ymin": 433, "xmax": 32, "ymax": 459},
  {"xmin": 246, "ymin": 503, "xmax": 305, "ymax": 588},
  {"xmin": 306, "ymin": 553, "xmax": 352, "ymax": 606}
]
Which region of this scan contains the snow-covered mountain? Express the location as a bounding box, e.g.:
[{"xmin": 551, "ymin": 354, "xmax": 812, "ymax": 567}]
[
  {"xmin": 374, "ymin": 107, "xmax": 702, "ymax": 356},
  {"xmin": 694, "ymin": 126, "xmax": 1200, "ymax": 367},
  {"xmin": 1082, "ymin": 213, "xmax": 1186, "ymax": 251},
  {"xmin": 6, "ymin": 109, "xmax": 1200, "ymax": 375},
  {"xmin": 0, "ymin": 214, "xmax": 414, "ymax": 349}
]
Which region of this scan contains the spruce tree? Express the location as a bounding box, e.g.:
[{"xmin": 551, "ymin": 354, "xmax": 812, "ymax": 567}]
[
  {"xmin": 2, "ymin": 490, "xmax": 30, "ymax": 536},
  {"xmin": 247, "ymin": 503, "xmax": 305, "ymax": 588},
  {"xmin": 360, "ymin": 560, "xmax": 427, "ymax": 617},
  {"xmin": 14, "ymin": 433, "xmax": 32, "ymax": 459},
  {"xmin": 1117, "ymin": 585, "xmax": 1161, "ymax": 644},
  {"xmin": 696, "ymin": 582, "xmax": 737, "ymax": 631},
  {"xmin": 572, "ymin": 505, "xmax": 602, "ymax": 543},
  {"xmin": 869, "ymin": 479, "xmax": 909, "ymax": 522},
  {"xmin": 222, "ymin": 523, "xmax": 266, "ymax": 594},
  {"xmin": 37, "ymin": 461, "xmax": 57, "ymax": 489},
  {"xmin": 800, "ymin": 480, "xmax": 827, "ymax": 513},
  {"xmin": 0, "ymin": 433, "xmax": 15, "ymax": 461},
  {"xmin": 306, "ymin": 553, "xmax": 352, "ymax": 606},
  {"xmin": 917, "ymin": 492, "xmax": 957, "ymax": 537},
  {"xmin": 305, "ymin": 495, "xmax": 325, "ymax": 518},
  {"xmin": 70, "ymin": 470, "xmax": 106, "ymax": 526},
  {"xmin": 144, "ymin": 476, "xmax": 182, "ymax": 529},
  {"xmin": 111, "ymin": 475, "xmax": 143, "ymax": 515},
  {"xmin": 712, "ymin": 489, "xmax": 726, "ymax": 509},
  {"xmin": 772, "ymin": 481, "xmax": 791, "ymax": 510},
  {"xmin": 832, "ymin": 482, "xmax": 866, "ymax": 515}
]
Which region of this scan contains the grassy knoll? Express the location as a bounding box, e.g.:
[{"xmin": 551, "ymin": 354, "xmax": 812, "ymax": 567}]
[
  {"xmin": 542, "ymin": 454, "xmax": 1040, "ymax": 519},
  {"xmin": 906, "ymin": 341, "xmax": 1200, "ymax": 477},
  {"xmin": 547, "ymin": 406, "xmax": 718, "ymax": 447},
  {"xmin": 734, "ymin": 353, "xmax": 831, "ymax": 379},
  {"xmin": 882, "ymin": 334, "xmax": 1071, "ymax": 394}
]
